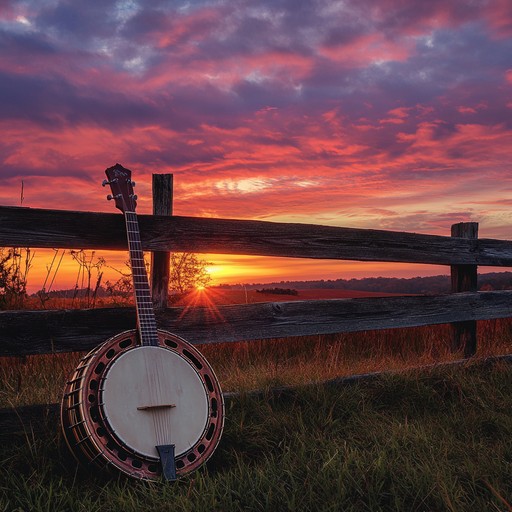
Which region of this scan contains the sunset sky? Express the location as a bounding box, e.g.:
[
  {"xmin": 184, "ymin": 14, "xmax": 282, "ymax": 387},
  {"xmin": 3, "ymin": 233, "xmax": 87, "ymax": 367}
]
[{"xmin": 1, "ymin": 0, "xmax": 512, "ymax": 292}]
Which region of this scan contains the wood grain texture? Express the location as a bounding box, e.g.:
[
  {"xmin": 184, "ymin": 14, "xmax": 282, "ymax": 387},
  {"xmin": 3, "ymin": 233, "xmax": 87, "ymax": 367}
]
[
  {"xmin": 2, "ymin": 206, "xmax": 512, "ymax": 265},
  {"xmin": 451, "ymin": 223, "xmax": 479, "ymax": 293},
  {"xmin": 150, "ymin": 174, "xmax": 173, "ymax": 309},
  {"xmin": 1, "ymin": 291, "xmax": 511, "ymax": 356},
  {"xmin": 451, "ymin": 222, "xmax": 479, "ymax": 356}
]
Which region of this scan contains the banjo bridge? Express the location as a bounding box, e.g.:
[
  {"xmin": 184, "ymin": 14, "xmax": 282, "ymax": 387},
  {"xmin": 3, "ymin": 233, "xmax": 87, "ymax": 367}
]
[{"xmin": 137, "ymin": 403, "xmax": 176, "ymax": 411}]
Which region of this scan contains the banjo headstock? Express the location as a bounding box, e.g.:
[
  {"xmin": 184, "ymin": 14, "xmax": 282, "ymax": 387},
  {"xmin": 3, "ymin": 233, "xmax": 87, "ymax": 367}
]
[{"xmin": 103, "ymin": 163, "xmax": 137, "ymax": 213}]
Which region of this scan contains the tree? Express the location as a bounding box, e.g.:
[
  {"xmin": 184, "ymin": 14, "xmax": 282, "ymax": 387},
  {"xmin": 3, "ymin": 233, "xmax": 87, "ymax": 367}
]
[
  {"xmin": 0, "ymin": 247, "xmax": 33, "ymax": 309},
  {"xmin": 169, "ymin": 253, "xmax": 211, "ymax": 294}
]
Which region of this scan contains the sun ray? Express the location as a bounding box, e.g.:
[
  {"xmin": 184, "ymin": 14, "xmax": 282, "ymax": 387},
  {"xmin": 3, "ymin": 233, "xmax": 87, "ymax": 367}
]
[{"xmin": 177, "ymin": 287, "xmax": 227, "ymax": 325}]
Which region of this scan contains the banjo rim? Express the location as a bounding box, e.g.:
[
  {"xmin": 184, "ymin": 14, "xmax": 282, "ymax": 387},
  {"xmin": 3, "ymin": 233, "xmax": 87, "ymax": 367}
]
[{"xmin": 61, "ymin": 329, "xmax": 224, "ymax": 480}]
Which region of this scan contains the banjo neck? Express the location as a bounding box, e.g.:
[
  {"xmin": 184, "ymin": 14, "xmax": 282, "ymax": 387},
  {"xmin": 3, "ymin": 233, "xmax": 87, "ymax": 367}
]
[
  {"xmin": 102, "ymin": 162, "xmax": 159, "ymax": 347},
  {"xmin": 125, "ymin": 210, "xmax": 158, "ymax": 347}
]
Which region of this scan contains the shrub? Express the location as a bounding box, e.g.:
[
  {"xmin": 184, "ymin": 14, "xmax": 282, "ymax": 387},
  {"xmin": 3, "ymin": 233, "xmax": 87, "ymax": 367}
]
[{"xmin": 0, "ymin": 247, "xmax": 33, "ymax": 309}]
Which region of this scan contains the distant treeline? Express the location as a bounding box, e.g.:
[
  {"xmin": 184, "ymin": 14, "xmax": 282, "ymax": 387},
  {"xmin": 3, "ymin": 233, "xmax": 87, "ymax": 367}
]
[
  {"xmin": 222, "ymin": 272, "xmax": 512, "ymax": 295},
  {"xmin": 256, "ymin": 288, "xmax": 299, "ymax": 296},
  {"xmin": 32, "ymin": 272, "xmax": 512, "ymax": 298}
]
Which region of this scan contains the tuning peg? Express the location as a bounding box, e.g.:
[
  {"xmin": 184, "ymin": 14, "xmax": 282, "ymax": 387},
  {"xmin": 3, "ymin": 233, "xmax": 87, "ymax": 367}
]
[
  {"xmin": 107, "ymin": 194, "xmax": 113, "ymax": 201},
  {"xmin": 131, "ymin": 194, "xmax": 138, "ymax": 201},
  {"xmin": 131, "ymin": 181, "xmax": 136, "ymax": 187},
  {"xmin": 102, "ymin": 178, "xmax": 118, "ymax": 187}
]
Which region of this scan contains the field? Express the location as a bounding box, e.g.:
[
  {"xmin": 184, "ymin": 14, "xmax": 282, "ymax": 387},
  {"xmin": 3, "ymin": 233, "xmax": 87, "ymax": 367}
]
[
  {"xmin": 171, "ymin": 286, "xmax": 408, "ymax": 306},
  {"xmin": 2, "ymin": 287, "xmax": 512, "ymax": 510},
  {"xmin": 19, "ymin": 286, "xmax": 409, "ymax": 310}
]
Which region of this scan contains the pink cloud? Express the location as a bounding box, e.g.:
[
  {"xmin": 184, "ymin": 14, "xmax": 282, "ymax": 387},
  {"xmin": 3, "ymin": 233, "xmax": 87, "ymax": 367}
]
[
  {"xmin": 482, "ymin": 0, "xmax": 512, "ymax": 37},
  {"xmin": 319, "ymin": 33, "xmax": 413, "ymax": 66}
]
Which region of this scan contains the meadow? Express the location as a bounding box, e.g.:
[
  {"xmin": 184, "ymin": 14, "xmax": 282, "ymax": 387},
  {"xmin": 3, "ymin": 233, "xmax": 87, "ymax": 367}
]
[{"xmin": 2, "ymin": 287, "xmax": 512, "ymax": 511}]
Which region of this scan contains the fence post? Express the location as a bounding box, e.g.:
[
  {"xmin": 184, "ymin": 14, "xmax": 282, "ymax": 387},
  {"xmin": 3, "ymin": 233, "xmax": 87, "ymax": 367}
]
[
  {"xmin": 450, "ymin": 222, "xmax": 478, "ymax": 357},
  {"xmin": 151, "ymin": 174, "xmax": 173, "ymax": 308}
]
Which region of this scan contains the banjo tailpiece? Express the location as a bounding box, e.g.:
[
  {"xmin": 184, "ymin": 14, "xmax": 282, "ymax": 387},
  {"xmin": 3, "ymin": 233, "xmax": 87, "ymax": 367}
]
[
  {"xmin": 156, "ymin": 444, "xmax": 177, "ymax": 481},
  {"xmin": 60, "ymin": 164, "xmax": 224, "ymax": 481}
]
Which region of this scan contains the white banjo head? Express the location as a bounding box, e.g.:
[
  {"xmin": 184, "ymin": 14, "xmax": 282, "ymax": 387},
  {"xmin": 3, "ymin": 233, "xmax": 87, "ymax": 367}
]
[{"xmin": 100, "ymin": 346, "xmax": 209, "ymax": 458}]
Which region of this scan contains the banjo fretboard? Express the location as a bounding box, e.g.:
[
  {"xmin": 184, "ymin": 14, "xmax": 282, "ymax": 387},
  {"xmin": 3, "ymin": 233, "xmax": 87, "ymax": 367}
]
[{"xmin": 125, "ymin": 210, "xmax": 158, "ymax": 346}]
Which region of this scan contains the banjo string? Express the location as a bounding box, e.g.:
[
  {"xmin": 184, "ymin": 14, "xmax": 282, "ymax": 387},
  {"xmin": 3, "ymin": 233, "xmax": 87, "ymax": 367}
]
[{"xmin": 144, "ymin": 348, "xmax": 164, "ymax": 447}]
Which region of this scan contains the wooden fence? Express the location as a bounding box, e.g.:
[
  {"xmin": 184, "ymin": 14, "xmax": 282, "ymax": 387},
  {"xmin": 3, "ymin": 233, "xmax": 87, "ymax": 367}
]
[{"xmin": 1, "ymin": 174, "xmax": 512, "ymax": 362}]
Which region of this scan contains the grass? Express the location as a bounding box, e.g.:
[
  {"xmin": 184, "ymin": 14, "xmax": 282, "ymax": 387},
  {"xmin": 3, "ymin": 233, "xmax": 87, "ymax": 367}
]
[
  {"xmin": 2, "ymin": 361, "xmax": 512, "ymax": 511},
  {"xmin": 2, "ymin": 298, "xmax": 512, "ymax": 510}
]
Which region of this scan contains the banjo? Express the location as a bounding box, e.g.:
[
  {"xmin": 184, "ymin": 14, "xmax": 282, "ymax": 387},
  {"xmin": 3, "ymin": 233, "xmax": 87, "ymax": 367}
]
[{"xmin": 61, "ymin": 163, "xmax": 224, "ymax": 481}]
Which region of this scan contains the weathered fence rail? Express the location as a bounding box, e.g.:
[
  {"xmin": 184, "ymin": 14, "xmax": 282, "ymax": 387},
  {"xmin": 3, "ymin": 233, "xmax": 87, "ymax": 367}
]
[
  {"xmin": 1, "ymin": 291, "xmax": 512, "ymax": 357},
  {"xmin": 2, "ymin": 205, "xmax": 512, "ymax": 266}
]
